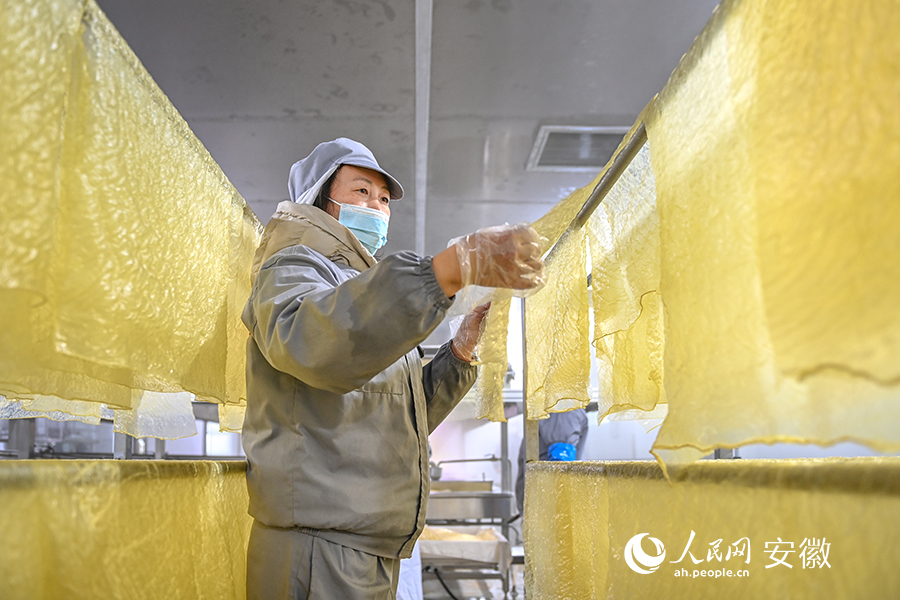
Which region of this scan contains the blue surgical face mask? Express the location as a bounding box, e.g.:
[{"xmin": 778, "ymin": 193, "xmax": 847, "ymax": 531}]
[{"xmin": 328, "ymin": 199, "xmax": 389, "ymax": 255}]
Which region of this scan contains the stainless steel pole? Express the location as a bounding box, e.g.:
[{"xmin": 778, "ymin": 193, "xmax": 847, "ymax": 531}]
[
  {"xmin": 574, "ymin": 123, "xmax": 647, "ymax": 229},
  {"xmin": 523, "ymin": 298, "xmax": 538, "ymax": 463},
  {"xmin": 541, "ymin": 123, "xmax": 648, "ymax": 268}
]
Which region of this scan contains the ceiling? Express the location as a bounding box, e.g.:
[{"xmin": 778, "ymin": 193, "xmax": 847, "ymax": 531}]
[{"xmin": 97, "ymin": 0, "xmax": 719, "ymax": 257}]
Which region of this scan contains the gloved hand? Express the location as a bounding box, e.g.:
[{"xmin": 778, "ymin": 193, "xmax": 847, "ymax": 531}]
[
  {"xmin": 450, "ymin": 223, "xmax": 545, "ymax": 291},
  {"xmin": 547, "ymin": 442, "xmax": 578, "ymax": 461},
  {"xmin": 451, "ymin": 303, "xmax": 491, "ymax": 362}
]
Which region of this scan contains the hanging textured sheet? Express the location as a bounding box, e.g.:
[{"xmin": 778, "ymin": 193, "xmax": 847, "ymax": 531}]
[
  {"xmin": 524, "ymin": 225, "xmax": 591, "ymax": 419},
  {"xmin": 519, "ymin": 0, "xmax": 900, "ymax": 469},
  {"xmin": 0, "ymin": 0, "xmax": 262, "ymax": 438},
  {"xmin": 461, "ymin": 169, "xmax": 596, "ymax": 423},
  {"xmin": 645, "ymin": 0, "xmax": 900, "ymax": 467},
  {"xmin": 586, "ymin": 141, "xmax": 664, "ymax": 420},
  {"xmin": 517, "ymin": 118, "xmax": 652, "ymax": 423}
]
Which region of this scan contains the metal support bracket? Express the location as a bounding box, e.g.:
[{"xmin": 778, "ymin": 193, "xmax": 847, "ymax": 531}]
[
  {"xmin": 713, "ymin": 448, "xmax": 740, "ymax": 459},
  {"xmin": 154, "ymin": 438, "xmax": 166, "ymax": 460},
  {"xmin": 113, "ymin": 432, "xmax": 133, "ymax": 460},
  {"xmin": 9, "ymin": 419, "xmax": 36, "ymax": 459},
  {"xmin": 522, "ymin": 298, "xmax": 538, "ymax": 464}
]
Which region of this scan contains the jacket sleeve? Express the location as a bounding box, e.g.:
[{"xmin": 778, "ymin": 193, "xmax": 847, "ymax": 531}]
[
  {"xmin": 422, "ymin": 342, "xmax": 478, "ymax": 433},
  {"xmin": 243, "ymin": 246, "xmax": 454, "ymax": 394}
]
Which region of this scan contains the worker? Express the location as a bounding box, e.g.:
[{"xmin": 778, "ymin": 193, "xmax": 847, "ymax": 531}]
[
  {"xmin": 515, "ymin": 409, "xmax": 589, "ymax": 516},
  {"xmin": 241, "ymin": 138, "xmax": 544, "ymax": 600}
]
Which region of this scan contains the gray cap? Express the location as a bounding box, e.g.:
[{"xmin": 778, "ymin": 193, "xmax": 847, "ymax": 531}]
[{"xmin": 288, "ymin": 137, "xmax": 404, "ymax": 205}]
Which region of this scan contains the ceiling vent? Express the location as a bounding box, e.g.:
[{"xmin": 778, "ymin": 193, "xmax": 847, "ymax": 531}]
[{"xmin": 526, "ymin": 125, "xmax": 630, "ymax": 172}]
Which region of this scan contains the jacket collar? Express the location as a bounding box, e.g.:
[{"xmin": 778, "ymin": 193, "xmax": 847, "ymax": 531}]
[{"xmin": 250, "ymin": 202, "xmax": 375, "ymax": 284}]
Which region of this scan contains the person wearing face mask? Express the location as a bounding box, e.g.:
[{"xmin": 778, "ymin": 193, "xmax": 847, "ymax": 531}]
[{"xmin": 241, "ymin": 138, "xmax": 544, "ymax": 600}]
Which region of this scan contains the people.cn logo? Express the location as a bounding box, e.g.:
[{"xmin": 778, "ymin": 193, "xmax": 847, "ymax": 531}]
[{"xmin": 625, "ymin": 533, "xmax": 667, "ymax": 574}]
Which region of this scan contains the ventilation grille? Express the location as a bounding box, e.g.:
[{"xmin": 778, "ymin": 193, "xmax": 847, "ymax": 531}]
[{"xmin": 526, "ymin": 126, "xmax": 630, "ymax": 172}]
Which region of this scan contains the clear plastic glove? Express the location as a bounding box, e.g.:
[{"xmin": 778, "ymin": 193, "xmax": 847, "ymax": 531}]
[
  {"xmin": 450, "ymin": 223, "xmax": 545, "ymax": 291},
  {"xmin": 450, "ymin": 303, "xmax": 491, "ymax": 362}
]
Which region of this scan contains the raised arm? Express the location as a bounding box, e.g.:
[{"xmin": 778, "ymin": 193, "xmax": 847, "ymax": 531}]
[{"xmin": 243, "ymin": 246, "xmax": 453, "ymax": 394}]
